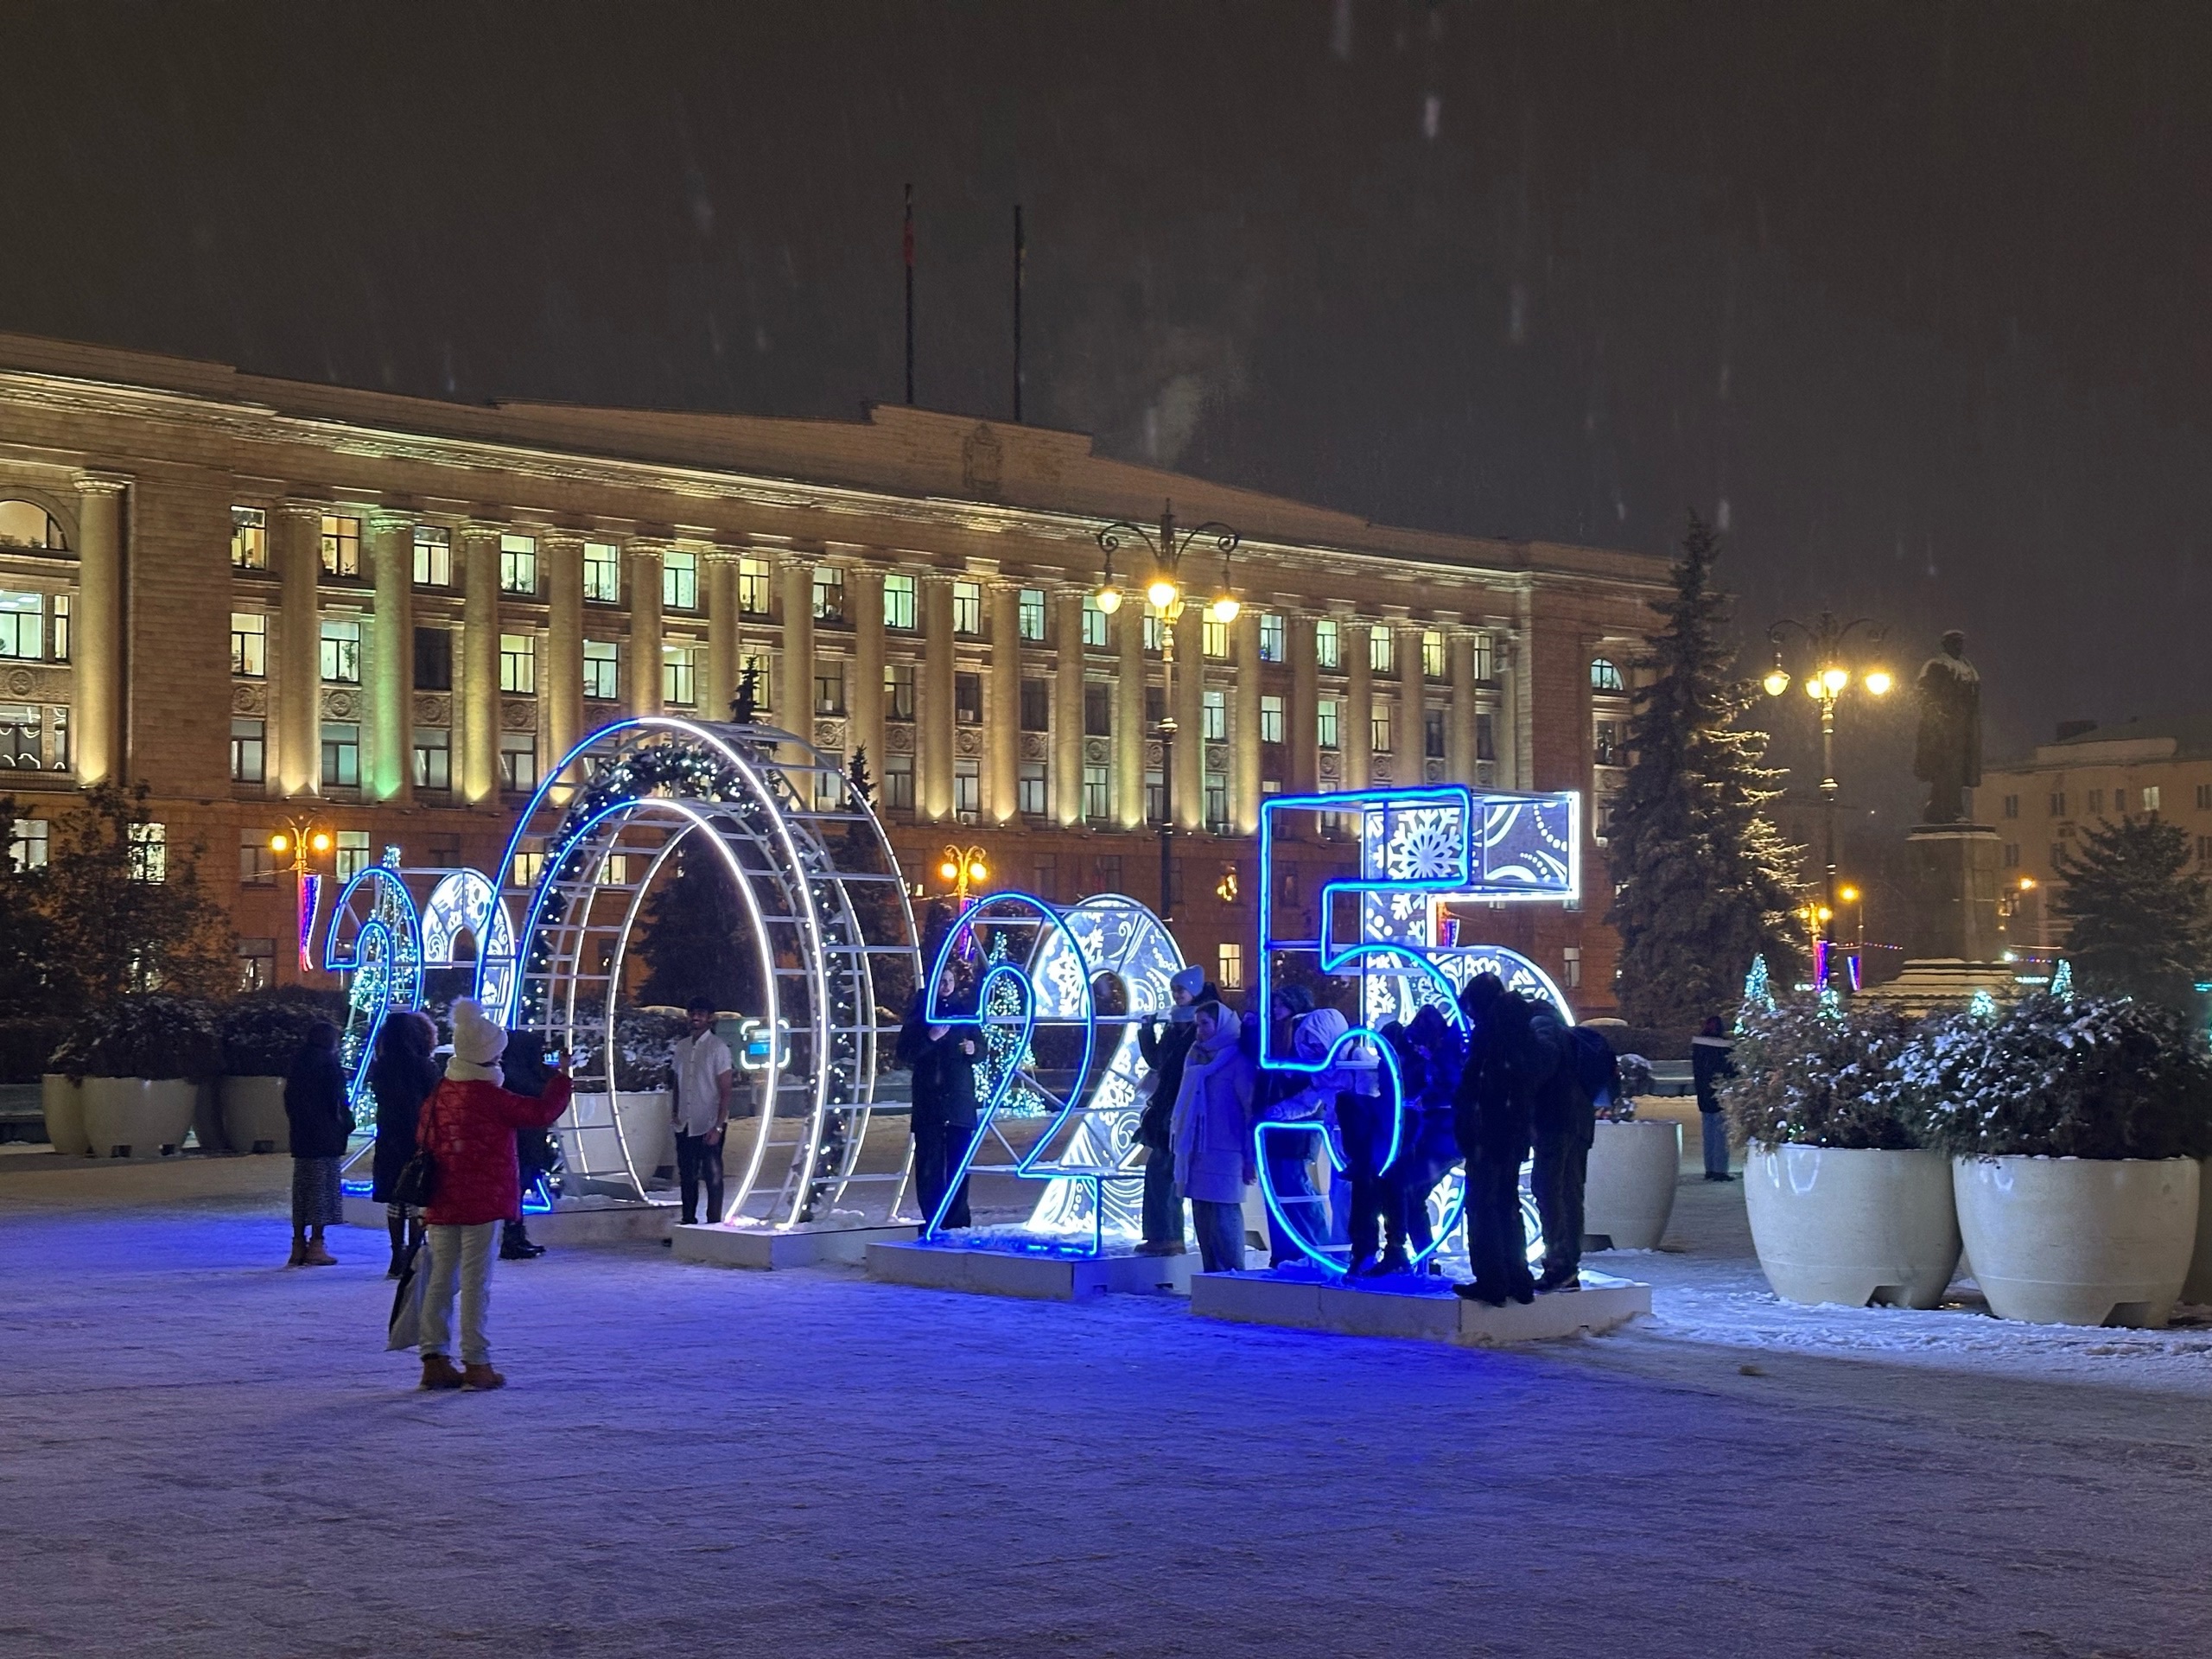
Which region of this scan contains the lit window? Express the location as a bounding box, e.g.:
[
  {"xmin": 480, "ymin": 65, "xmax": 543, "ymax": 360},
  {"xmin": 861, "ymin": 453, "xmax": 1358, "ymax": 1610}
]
[
  {"xmin": 814, "ymin": 670, "xmax": 845, "ymax": 715},
  {"xmin": 334, "ymin": 830, "xmax": 371, "ymax": 881},
  {"xmin": 1422, "ymin": 629, "xmax": 1446, "ymax": 680},
  {"xmin": 50, "ymin": 594, "xmax": 68, "ymax": 662},
  {"xmin": 1562, "ymin": 945, "xmax": 1583, "ymax": 989},
  {"xmin": 321, "ymin": 722, "xmax": 360, "ymax": 789},
  {"xmin": 413, "ymin": 525, "xmax": 452, "ymax": 587},
  {"xmin": 1372, "ymin": 702, "xmax": 1395, "ymax": 753},
  {"xmin": 1205, "ymin": 776, "xmax": 1229, "ymax": 830},
  {"xmin": 1217, "ymin": 942, "xmax": 1245, "ymax": 991},
  {"xmin": 1315, "ymin": 618, "xmax": 1340, "ymax": 669},
  {"xmin": 320, "ymin": 619, "xmax": 361, "ymax": 684},
  {"xmin": 237, "ymin": 938, "xmax": 276, "ymax": 993},
  {"xmin": 499, "ymin": 632, "xmax": 537, "ymax": 695},
  {"xmin": 1370, "ymin": 626, "xmax": 1395, "ymax": 676},
  {"xmin": 1472, "ymin": 632, "xmax": 1495, "ymax": 682},
  {"xmin": 953, "ymin": 760, "xmax": 981, "ymax": 821},
  {"xmin": 1591, "ymin": 657, "xmax": 1625, "ymax": 692},
  {"xmin": 883, "ymin": 572, "xmax": 918, "ymax": 630},
  {"xmin": 1083, "ymin": 764, "xmax": 1111, "ymax": 822},
  {"xmin": 1142, "ymin": 613, "xmax": 1163, "ymax": 653},
  {"xmin": 511, "ymin": 850, "xmax": 546, "ymax": 888},
  {"xmin": 320, "ymin": 515, "xmax": 361, "ymax": 578},
  {"xmin": 583, "ymin": 541, "xmax": 620, "ymax": 602},
  {"xmin": 499, "ymin": 533, "xmax": 537, "ymax": 595},
  {"xmin": 1018, "ymin": 762, "xmax": 1046, "ymax": 816},
  {"xmin": 1260, "ymin": 695, "xmax": 1285, "ymax": 745},
  {"xmin": 583, "ymin": 640, "xmax": 620, "ymax": 701},
  {"xmin": 1019, "ymin": 588, "xmax": 1047, "ymax": 641},
  {"xmin": 499, "ymin": 733, "xmax": 539, "ymax": 792},
  {"xmin": 1145, "ymin": 768, "xmax": 1166, "ymax": 825},
  {"xmin": 662, "ymin": 645, "xmax": 697, "ymax": 708},
  {"xmin": 231, "ymin": 612, "xmax": 266, "ymax": 677},
  {"xmin": 1594, "ymin": 719, "xmax": 1621, "ymax": 766},
  {"xmin": 1082, "ymin": 596, "xmax": 1109, "ymax": 648},
  {"xmin": 230, "ymin": 717, "xmax": 264, "ymax": 784},
  {"xmin": 129, "ymin": 822, "xmax": 167, "ymax": 882},
  {"xmin": 0, "ymin": 592, "xmax": 44, "ymax": 659},
  {"xmin": 1203, "ymin": 690, "xmax": 1227, "ymax": 742},
  {"xmin": 662, "ymin": 549, "xmax": 698, "ymax": 611},
  {"xmin": 0, "ymin": 705, "xmax": 43, "ymax": 771},
  {"xmin": 231, "ymin": 506, "xmax": 266, "ymax": 569},
  {"xmin": 877, "ymin": 751, "xmax": 912, "ymax": 810},
  {"xmin": 1259, "ymin": 613, "xmax": 1285, "ymax": 663},
  {"xmin": 0, "ymin": 501, "xmax": 60, "ymax": 549},
  {"xmin": 885, "ymin": 663, "xmax": 916, "ymax": 721},
  {"xmin": 1317, "ymin": 699, "xmax": 1338, "ymax": 750},
  {"xmin": 813, "ymin": 567, "xmax": 847, "ymax": 623},
  {"xmin": 953, "ymin": 580, "xmax": 982, "ymax": 637},
  {"xmin": 739, "ymin": 556, "xmax": 773, "ymax": 616},
  {"xmin": 8, "ymin": 817, "xmax": 48, "ymax": 870},
  {"xmin": 1203, "ymin": 615, "xmax": 1229, "ymax": 658},
  {"xmin": 2144, "ymin": 785, "xmax": 2164, "ymax": 812},
  {"xmin": 413, "ymin": 727, "xmax": 451, "ymax": 792},
  {"xmin": 955, "ymin": 672, "xmax": 983, "ymax": 724}
]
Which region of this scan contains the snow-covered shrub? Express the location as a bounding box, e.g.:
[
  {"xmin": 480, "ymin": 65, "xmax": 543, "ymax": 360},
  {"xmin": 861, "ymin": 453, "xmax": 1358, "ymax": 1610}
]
[
  {"xmin": 53, "ymin": 995, "xmax": 222, "ymax": 1081},
  {"xmin": 1720, "ymin": 993, "xmax": 1919, "ymax": 1150},
  {"xmin": 1903, "ymin": 994, "xmax": 2212, "ymax": 1161}
]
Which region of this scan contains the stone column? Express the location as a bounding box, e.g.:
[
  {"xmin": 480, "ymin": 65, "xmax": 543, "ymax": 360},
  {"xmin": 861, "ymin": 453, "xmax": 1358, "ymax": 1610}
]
[
  {"xmin": 918, "ymin": 572, "xmax": 955, "ymax": 821},
  {"xmin": 367, "ymin": 511, "xmax": 415, "ymax": 804},
  {"xmin": 1172, "ymin": 603, "xmax": 1205, "ymax": 830},
  {"xmin": 1287, "ymin": 610, "xmax": 1319, "ymax": 794},
  {"xmin": 1052, "ymin": 586, "xmax": 1085, "ymax": 826},
  {"xmin": 543, "ymin": 532, "xmax": 585, "ymax": 766},
  {"xmin": 70, "ymin": 472, "xmax": 129, "ymax": 785},
  {"xmin": 459, "ymin": 525, "xmax": 501, "ymax": 804},
  {"xmin": 1344, "ymin": 618, "xmax": 1373, "ymax": 792},
  {"xmin": 1502, "ymin": 616, "xmax": 1530, "ymax": 789},
  {"xmin": 987, "ymin": 581, "xmax": 1021, "ymax": 823},
  {"xmin": 627, "ymin": 540, "xmax": 664, "ymax": 717},
  {"xmin": 1230, "ymin": 607, "xmax": 1262, "ymax": 835},
  {"xmin": 1115, "ymin": 601, "xmax": 1147, "ymax": 829},
  {"xmin": 276, "ymin": 501, "xmax": 321, "ymax": 796},
  {"xmin": 777, "ymin": 554, "xmax": 817, "ymax": 742},
  {"xmin": 1447, "ymin": 626, "xmax": 1480, "ymax": 785},
  {"xmin": 849, "ymin": 565, "xmax": 886, "ymax": 783},
  {"xmin": 705, "ymin": 551, "xmax": 738, "ymax": 721}
]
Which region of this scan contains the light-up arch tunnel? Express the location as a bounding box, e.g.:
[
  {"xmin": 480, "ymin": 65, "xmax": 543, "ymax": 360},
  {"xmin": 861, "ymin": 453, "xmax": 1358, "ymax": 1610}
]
[{"xmin": 494, "ymin": 717, "xmax": 921, "ymax": 1230}]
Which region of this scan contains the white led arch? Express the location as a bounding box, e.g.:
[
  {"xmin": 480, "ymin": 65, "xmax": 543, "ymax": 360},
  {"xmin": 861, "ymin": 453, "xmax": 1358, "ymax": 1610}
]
[{"xmin": 497, "ymin": 717, "xmax": 920, "ymax": 1227}]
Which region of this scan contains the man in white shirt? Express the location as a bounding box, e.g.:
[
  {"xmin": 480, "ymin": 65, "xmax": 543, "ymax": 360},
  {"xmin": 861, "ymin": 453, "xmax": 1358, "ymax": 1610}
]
[{"xmin": 671, "ymin": 998, "xmax": 734, "ymax": 1224}]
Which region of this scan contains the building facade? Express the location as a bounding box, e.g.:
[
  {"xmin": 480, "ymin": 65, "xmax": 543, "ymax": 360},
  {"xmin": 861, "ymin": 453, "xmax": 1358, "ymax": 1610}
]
[{"xmin": 0, "ymin": 334, "xmax": 1666, "ymax": 1011}]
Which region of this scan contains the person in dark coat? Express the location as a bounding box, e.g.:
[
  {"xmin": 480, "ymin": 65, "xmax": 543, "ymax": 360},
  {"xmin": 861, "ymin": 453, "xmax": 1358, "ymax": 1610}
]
[
  {"xmin": 1135, "ymin": 965, "xmax": 1211, "ymax": 1253},
  {"xmin": 1528, "ymin": 1011, "xmax": 1598, "ymax": 1293},
  {"xmin": 1692, "ymin": 1014, "xmax": 1738, "ymax": 1181},
  {"xmin": 368, "ymin": 1011, "xmax": 441, "ymax": 1277},
  {"xmin": 1452, "ymin": 981, "xmax": 1542, "ymax": 1306},
  {"xmin": 1401, "ymin": 1001, "xmax": 1465, "ymax": 1261},
  {"xmin": 899, "ymin": 982, "xmax": 982, "ymax": 1230},
  {"xmin": 499, "ymin": 1028, "xmax": 554, "ymax": 1260},
  {"xmin": 283, "ymin": 1020, "xmax": 353, "ymax": 1268},
  {"xmin": 1338, "ymin": 1021, "xmax": 1417, "ymax": 1275}
]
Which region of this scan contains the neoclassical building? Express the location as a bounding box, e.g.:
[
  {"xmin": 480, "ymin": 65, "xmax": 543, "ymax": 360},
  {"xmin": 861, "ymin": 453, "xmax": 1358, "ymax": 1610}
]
[{"xmin": 0, "ymin": 332, "xmax": 1664, "ymax": 1008}]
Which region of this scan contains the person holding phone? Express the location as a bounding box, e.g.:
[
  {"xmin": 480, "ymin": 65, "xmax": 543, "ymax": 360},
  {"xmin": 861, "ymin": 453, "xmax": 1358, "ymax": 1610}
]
[
  {"xmin": 671, "ymin": 997, "xmax": 734, "ymax": 1226},
  {"xmin": 898, "ymin": 980, "xmax": 981, "ymax": 1231}
]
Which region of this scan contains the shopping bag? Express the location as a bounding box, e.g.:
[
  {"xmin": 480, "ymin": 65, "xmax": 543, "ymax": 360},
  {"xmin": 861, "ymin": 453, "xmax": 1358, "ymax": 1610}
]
[{"xmin": 386, "ymin": 1236, "xmax": 429, "ymax": 1352}]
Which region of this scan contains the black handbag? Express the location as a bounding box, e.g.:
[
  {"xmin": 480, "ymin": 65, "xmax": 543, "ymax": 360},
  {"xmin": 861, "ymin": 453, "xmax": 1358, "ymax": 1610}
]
[{"xmin": 391, "ymin": 1094, "xmax": 438, "ymax": 1208}]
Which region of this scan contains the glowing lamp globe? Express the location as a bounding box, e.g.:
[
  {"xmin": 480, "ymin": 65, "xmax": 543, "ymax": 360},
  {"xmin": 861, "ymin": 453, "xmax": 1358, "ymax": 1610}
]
[
  {"xmin": 1209, "ymin": 592, "xmax": 1241, "ymax": 624},
  {"xmin": 1803, "ymin": 675, "xmax": 1825, "ymax": 699},
  {"xmin": 967, "ymin": 860, "xmax": 988, "ymax": 884},
  {"xmin": 311, "ymin": 832, "xmax": 332, "ymax": 854},
  {"xmin": 1762, "ymin": 669, "xmax": 1790, "ymax": 697},
  {"xmin": 1094, "ymin": 584, "xmax": 1123, "ymax": 615},
  {"xmin": 1864, "ymin": 669, "xmax": 1894, "ymax": 696},
  {"xmin": 1821, "ymin": 665, "xmax": 1850, "ymax": 694},
  {"xmin": 1146, "ymin": 576, "xmax": 1179, "ymax": 610},
  {"xmin": 269, "ymin": 832, "xmax": 290, "ymax": 855},
  {"xmin": 938, "ymin": 859, "xmax": 960, "ymax": 884}
]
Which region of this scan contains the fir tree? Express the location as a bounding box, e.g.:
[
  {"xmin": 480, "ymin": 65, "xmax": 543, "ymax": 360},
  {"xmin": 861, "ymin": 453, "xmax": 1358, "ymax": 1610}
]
[
  {"xmin": 1604, "ymin": 515, "xmax": 1802, "ymax": 1029},
  {"xmin": 2051, "ymin": 813, "xmax": 2210, "ymax": 1012},
  {"xmin": 632, "ymin": 840, "xmax": 762, "ymax": 1013},
  {"xmin": 0, "ymin": 795, "xmax": 53, "ymax": 1014}
]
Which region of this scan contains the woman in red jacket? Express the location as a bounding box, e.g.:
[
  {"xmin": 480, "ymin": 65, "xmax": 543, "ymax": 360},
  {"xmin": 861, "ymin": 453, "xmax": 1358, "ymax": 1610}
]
[{"xmin": 415, "ymin": 998, "xmax": 572, "ymax": 1391}]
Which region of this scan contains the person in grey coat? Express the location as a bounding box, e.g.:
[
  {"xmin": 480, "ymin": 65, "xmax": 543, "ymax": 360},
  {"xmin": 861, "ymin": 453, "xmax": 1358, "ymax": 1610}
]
[{"xmin": 1170, "ymin": 1000, "xmax": 1257, "ymax": 1273}]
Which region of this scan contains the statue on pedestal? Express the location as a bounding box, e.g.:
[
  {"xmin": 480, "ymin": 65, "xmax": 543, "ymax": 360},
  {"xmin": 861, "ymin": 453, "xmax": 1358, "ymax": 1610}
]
[{"xmin": 1914, "ymin": 630, "xmax": 1981, "ymax": 824}]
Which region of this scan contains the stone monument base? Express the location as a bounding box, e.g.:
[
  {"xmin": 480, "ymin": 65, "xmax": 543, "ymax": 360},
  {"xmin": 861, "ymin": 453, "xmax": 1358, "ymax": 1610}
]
[{"xmin": 1862, "ymin": 821, "xmax": 2019, "ymax": 1013}]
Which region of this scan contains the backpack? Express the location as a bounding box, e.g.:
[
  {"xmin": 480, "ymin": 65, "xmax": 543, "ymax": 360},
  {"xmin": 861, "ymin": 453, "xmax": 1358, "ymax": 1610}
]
[{"xmin": 1569, "ymin": 1027, "xmax": 1624, "ymax": 1108}]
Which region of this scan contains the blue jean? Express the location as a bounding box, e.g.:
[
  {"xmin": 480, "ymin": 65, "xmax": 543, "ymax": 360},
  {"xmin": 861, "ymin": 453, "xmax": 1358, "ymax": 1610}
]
[
  {"xmin": 1191, "ymin": 1198, "xmax": 1245, "ymax": 1274},
  {"xmin": 1700, "ymin": 1109, "xmax": 1730, "ymax": 1177},
  {"xmin": 1141, "ymin": 1147, "xmax": 1182, "ymax": 1246}
]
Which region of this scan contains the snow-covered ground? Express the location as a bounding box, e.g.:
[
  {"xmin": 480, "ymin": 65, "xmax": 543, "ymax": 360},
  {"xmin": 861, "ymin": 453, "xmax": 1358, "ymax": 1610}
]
[{"xmin": 3, "ymin": 1149, "xmax": 2208, "ymax": 1657}]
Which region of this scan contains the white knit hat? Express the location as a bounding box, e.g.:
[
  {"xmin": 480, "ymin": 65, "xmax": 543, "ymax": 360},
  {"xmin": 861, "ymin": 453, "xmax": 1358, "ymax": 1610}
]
[{"xmin": 448, "ymin": 997, "xmax": 507, "ymax": 1072}]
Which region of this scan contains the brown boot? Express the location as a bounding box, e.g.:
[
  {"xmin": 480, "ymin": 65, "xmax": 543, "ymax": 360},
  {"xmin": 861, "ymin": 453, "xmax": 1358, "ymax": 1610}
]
[
  {"xmin": 301, "ymin": 1241, "xmax": 338, "ymax": 1267},
  {"xmin": 461, "ymin": 1363, "xmax": 506, "ymax": 1391},
  {"xmin": 286, "ymin": 1236, "xmax": 307, "ymax": 1268},
  {"xmin": 420, "ymin": 1353, "xmax": 466, "ymax": 1389}
]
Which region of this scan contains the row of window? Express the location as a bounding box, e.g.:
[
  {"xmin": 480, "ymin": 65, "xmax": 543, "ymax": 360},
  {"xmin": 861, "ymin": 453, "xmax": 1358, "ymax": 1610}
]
[
  {"xmin": 2002, "ymin": 785, "xmax": 2170, "ymax": 819},
  {"xmin": 226, "ymin": 715, "xmax": 541, "ymax": 796}
]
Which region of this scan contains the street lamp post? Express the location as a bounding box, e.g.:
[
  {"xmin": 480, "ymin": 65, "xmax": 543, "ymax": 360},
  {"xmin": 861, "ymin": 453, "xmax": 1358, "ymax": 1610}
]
[
  {"xmin": 1094, "ymin": 501, "xmax": 1241, "ymax": 923},
  {"xmin": 269, "ymin": 817, "xmax": 334, "ymax": 976},
  {"xmin": 1763, "ymin": 613, "xmax": 1892, "ymax": 967},
  {"xmin": 938, "ymin": 843, "xmax": 989, "ymax": 909}
]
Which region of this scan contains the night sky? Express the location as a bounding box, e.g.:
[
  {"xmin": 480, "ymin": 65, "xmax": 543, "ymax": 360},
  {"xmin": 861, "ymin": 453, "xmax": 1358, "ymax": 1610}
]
[{"xmin": 4, "ymin": 1, "xmax": 2207, "ymax": 805}]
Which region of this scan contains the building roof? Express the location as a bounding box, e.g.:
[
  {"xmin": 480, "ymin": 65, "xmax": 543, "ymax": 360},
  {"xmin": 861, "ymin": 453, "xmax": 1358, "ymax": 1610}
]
[
  {"xmin": 0, "ymin": 330, "xmax": 1667, "ymax": 590},
  {"xmin": 1993, "ymin": 715, "xmax": 2212, "ymax": 771}
]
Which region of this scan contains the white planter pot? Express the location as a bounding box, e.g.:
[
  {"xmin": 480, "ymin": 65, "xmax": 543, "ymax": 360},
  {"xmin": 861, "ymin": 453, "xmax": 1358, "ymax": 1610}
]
[
  {"xmin": 558, "ymin": 1090, "xmax": 676, "ymax": 1191},
  {"xmin": 2183, "ymin": 1158, "xmax": 2212, "ymax": 1306},
  {"xmin": 1953, "ymin": 1154, "xmax": 2198, "ymax": 1328},
  {"xmin": 219, "ymin": 1075, "xmax": 290, "ymax": 1154},
  {"xmin": 41, "ymin": 1073, "xmax": 88, "ymax": 1156},
  {"xmin": 191, "ymin": 1079, "xmax": 227, "ymax": 1154},
  {"xmin": 80, "ymin": 1077, "xmax": 199, "ymax": 1160},
  {"xmin": 1745, "ymin": 1143, "xmax": 1961, "ymax": 1309},
  {"xmin": 1584, "ymin": 1120, "xmax": 1681, "ymax": 1249}
]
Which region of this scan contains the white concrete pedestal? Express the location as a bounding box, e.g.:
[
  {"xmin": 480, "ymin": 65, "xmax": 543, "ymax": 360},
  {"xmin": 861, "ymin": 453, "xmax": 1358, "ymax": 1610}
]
[
  {"xmin": 674, "ymin": 1221, "xmax": 916, "ymax": 1269},
  {"xmin": 866, "ymin": 1239, "xmax": 1193, "ymax": 1300},
  {"xmin": 1190, "ymin": 1268, "xmax": 1649, "ymax": 1345},
  {"xmin": 343, "ymin": 1194, "xmax": 676, "ymax": 1245}
]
